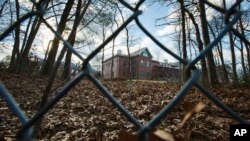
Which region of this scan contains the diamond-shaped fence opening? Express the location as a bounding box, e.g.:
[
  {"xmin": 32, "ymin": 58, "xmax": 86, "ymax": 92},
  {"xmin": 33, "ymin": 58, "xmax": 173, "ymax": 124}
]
[{"xmin": 0, "ymin": 0, "xmax": 249, "ymax": 140}]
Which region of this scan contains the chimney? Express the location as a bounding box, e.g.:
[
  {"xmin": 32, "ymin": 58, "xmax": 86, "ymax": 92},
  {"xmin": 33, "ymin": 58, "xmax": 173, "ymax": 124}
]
[
  {"xmin": 117, "ymin": 50, "xmax": 122, "ymax": 55},
  {"xmin": 163, "ymin": 59, "xmax": 168, "ymax": 64}
]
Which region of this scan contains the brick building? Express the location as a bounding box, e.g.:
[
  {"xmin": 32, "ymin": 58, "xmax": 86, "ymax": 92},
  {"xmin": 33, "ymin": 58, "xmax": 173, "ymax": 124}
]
[{"xmin": 103, "ymin": 48, "xmax": 180, "ymax": 81}]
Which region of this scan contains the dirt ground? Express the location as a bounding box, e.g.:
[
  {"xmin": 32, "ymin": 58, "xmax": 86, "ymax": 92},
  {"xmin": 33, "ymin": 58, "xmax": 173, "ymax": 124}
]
[{"xmin": 0, "ymin": 72, "xmax": 250, "ymax": 141}]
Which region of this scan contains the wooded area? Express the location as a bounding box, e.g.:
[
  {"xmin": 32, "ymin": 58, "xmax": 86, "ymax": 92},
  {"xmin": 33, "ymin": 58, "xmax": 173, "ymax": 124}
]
[
  {"xmin": 0, "ymin": 0, "xmax": 250, "ymax": 85},
  {"xmin": 0, "ymin": 0, "xmax": 250, "ymax": 140}
]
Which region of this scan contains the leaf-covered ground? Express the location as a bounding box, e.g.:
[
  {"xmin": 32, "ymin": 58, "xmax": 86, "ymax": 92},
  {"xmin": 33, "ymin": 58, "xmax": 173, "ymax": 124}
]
[{"xmin": 0, "ymin": 73, "xmax": 250, "ymax": 141}]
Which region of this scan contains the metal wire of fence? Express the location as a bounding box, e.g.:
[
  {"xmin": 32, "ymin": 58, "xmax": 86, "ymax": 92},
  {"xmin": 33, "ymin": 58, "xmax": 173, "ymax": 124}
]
[{"xmin": 0, "ymin": 0, "xmax": 249, "ymax": 140}]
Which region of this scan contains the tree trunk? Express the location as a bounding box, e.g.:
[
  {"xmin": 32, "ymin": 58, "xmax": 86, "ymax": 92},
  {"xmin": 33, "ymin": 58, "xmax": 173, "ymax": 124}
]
[
  {"xmin": 19, "ymin": 17, "xmax": 42, "ymax": 71},
  {"xmin": 246, "ymin": 47, "xmax": 250, "ymax": 75},
  {"xmin": 41, "ymin": 0, "xmax": 74, "ymax": 76},
  {"xmin": 61, "ymin": 0, "xmax": 86, "ymax": 80},
  {"xmin": 223, "ymin": 0, "xmax": 237, "ymax": 83},
  {"xmin": 61, "ymin": 49, "xmax": 72, "ymax": 80},
  {"xmin": 0, "ymin": 0, "xmax": 8, "ymax": 16},
  {"xmin": 36, "ymin": 0, "xmax": 91, "ymax": 133},
  {"xmin": 61, "ymin": 33, "xmax": 75, "ymax": 80},
  {"xmin": 101, "ymin": 26, "xmax": 105, "ymax": 78},
  {"xmin": 184, "ymin": 8, "xmax": 208, "ymax": 83},
  {"xmin": 238, "ymin": 1, "xmax": 250, "ymax": 76},
  {"xmin": 9, "ymin": 0, "xmax": 20, "ymax": 73},
  {"xmin": 116, "ymin": 5, "xmax": 132, "ymax": 80},
  {"xmin": 40, "ymin": 0, "xmax": 91, "ymax": 111},
  {"xmin": 179, "ymin": 0, "xmax": 187, "ymax": 81},
  {"xmin": 18, "ymin": 0, "xmax": 50, "ymax": 73},
  {"xmin": 40, "ymin": 40, "xmax": 52, "ymax": 72},
  {"xmin": 239, "ymin": 38, "xmax": 247, "ymax": 78},
  {"xmin": 229, "ymin": 31, "xmax": 238, "ymax": 83},
  {"xmin": 209, "ymin": 0, "xmax": 229, "ymax": 83},
  {"xmin": 209, "ymin": 18, "xmax": 229, "ymax": 83},
  {"xmin": 20, "ymin": 6, "xmax": 34, "ymax": 54},
  {"xmin": 61, "ymin": 0, "xmax": 92, "ymax": 80},
  {"xmin": 199, "ymin": 0, "xmax": 218, "ymax": 86},
  {"xmin": 16, "ymin": 5, "xmax": 34, "ymax": 72},
  {"xmin": 111, "ymin": 38, "xmax": 115, "ymax": 78},
  {"xmin": 110, "ymin": 9, "xmax": 119, "ymax": 79},
  {"xmin": 125, "ymin": 27, "xmax": 132, "ymax": 80}
]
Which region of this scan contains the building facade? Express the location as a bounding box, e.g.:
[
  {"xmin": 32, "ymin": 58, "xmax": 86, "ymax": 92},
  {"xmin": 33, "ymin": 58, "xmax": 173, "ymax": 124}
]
[{"xmin": 103, "ymin": 48, "xmax": 180, "ymax": 81}]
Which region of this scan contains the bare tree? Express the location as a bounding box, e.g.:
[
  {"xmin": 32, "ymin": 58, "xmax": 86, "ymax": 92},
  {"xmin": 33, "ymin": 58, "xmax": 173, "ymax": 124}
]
[
  {"xmin": 199, "ymin": 0, "xmax": 218, "ymax": 85},
  {"xmin": 178, "ymin": 0, "xmax": 187, "ymax": 81},
  {"xmin": 8, "ymin": 0, "xmax": 20, "ymax": 73},
  {"xmin": 98, "ymin": 11, "xmax": 113, "ymax": 78},
  {"xmin": 110, "ymin": 8, "xmax": 118, "ymax": 79},
  {"xmin": 35, "ymin": 0, "xmax": 91, "ymax": 134},
  {"xmin": 41, "ymin": 0, "xmax": 75, "ymax": 76},
  {"xmin": 18, "ymin": 0, "xmax": 50, "ymax": 72},
  {"xmin": 184, "ymin": 8, "xmax": 208, "ymax": 83},
  {"xmin": 117, "ymin": 4, "xmax": 132, "ymax": 80},
  {"xmin": 223, "ymin": 0, "xmax": 238, "ymax": 83},
  {"xmin": 208, "ymin": 17, "xmax": 229, "ymax": 83},
  {"xmin": 61, "ymin": 0, "xmax": 91, "ymax": 80},
  {"xmin": 40, "ymin": 0, "xmax": 91, "ymax": 109},
  {"xmin": 0, "ymin": 0, "xmax": 8, "ymax": 16},
  {"xmin": 237, "ymin": 0, "xmax": 250, "ymax": 79}
]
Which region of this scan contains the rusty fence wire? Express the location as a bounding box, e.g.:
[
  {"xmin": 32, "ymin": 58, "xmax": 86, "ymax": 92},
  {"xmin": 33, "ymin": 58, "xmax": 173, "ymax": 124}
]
[{"xmin": 0, "ymin": 0, "xmax": 250, "ymax": 140}]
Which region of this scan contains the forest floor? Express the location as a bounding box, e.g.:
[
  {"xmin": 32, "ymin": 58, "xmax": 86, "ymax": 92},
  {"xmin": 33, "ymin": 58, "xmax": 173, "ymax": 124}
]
[{"xmin": 0, "ymin": 72, "xmax": 250, "ymax": 141}]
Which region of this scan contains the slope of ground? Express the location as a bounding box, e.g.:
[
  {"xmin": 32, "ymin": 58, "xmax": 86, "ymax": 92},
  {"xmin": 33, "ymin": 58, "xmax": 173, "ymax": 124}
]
[{"xmin": 0, "ymin": 73, "xmax": 250, "ymax": 141}]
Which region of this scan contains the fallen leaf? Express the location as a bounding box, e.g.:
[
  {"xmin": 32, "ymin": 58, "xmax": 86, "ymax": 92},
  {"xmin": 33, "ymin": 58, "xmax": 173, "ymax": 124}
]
[
  {"xmin": 153, "ymin": 130, "xmax": 175, "ymax": 141},
  {"xmin": 177, "ymin": 102, "xmax": 206, "ymax": 131},
  {"xmin": 119, "ymin": 130, "xmax": 177, "ymax": 141}
]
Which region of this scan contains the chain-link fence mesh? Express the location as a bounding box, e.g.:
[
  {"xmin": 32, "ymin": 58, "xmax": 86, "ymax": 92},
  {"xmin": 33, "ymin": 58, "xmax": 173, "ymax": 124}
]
[{"xmin": 0, "ymin": 0, "xmax": 249, "ymax": 140}]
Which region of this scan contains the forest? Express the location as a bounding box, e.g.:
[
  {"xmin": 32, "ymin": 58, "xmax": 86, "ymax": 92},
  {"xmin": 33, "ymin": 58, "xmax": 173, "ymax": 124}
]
[{"xmin": 0, "ymin": 0, "xmax": 250, "ymax": 140}]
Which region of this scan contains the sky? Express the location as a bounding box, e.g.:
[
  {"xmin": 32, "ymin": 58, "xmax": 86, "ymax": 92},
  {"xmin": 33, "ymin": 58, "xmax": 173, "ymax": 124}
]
[
  {"xmin": 99, "ymin": 0, "xmax": 237, "ymax": 63},
  {"xmin": 0, "ymin": 0, "xmax": 248, "ymax": 71},
  {"xmin": 1, "ymin": 0, "xmax": 174, "ymax": 62},
  {"xmin": 99, "ymin": 1, "xmax": 179, "ymax": 64}
]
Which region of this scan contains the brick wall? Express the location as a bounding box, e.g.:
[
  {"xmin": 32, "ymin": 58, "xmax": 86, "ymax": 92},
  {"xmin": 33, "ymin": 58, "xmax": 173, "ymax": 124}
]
[
  {"xmin": 103, "ymin": 57, "xmax": 119, "ymax": 79},
  {"xmin": 134, "ymin": 56, "xmax": 152, "ymax": 80},
  {"xmin": 151, "ymin": 66, "xmax": 180, "ymax": 81},
  {"xmin": 117, "ymin": 56, "xmax": 130, "ymax": 78}
]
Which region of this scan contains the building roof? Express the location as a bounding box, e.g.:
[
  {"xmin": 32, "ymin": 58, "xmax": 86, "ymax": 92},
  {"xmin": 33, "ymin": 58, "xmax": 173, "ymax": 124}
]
[
  {"xmin": 152, "ymin": 60, "xmax": 160, "ymax": 62},
  {"xmin": 104, "ymin": 47, "xmax": 152, "ymax": 62},
  {"xmin": 130, "ymin": 47, "xmax": 153, "ymax": 57}
]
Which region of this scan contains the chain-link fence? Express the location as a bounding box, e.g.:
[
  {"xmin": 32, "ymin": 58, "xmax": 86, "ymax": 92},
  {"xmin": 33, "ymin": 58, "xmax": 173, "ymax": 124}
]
[{"xmin": 0, "ymin": 0, "xmax": 249, "ymax": 140}]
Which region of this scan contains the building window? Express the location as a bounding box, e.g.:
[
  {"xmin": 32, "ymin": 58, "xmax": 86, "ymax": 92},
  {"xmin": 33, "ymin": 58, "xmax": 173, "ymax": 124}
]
[
  {"xmin": 146, "ymin": 61, "xmax": 150, "ymax": 67},
  {"xmin": 132, "ymin": 61, "xmax": 136, "ymax": 66},
  {"xmin": 147, "ymin": 72, "xmax": 150, "ymax": 76},
  {"xmin": 140, "ymin": 72, "xmax": 144, "ymax": 77},
  {"xmin": 141, "ymin": 60, "xmax": 143, "ymax": 64},
  {"xmin": 142, "ymin": 50, "xmax": 149, "ymax": 57}
]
